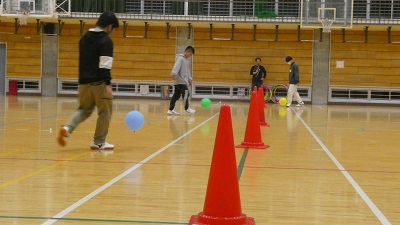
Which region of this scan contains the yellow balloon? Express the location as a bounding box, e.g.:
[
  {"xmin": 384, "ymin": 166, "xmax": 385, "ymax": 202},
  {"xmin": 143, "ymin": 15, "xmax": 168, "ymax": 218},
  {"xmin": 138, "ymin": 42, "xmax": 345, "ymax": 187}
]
[{"xmin": 279, "ymin": 97, "xmax": 287, "ymax": 106}]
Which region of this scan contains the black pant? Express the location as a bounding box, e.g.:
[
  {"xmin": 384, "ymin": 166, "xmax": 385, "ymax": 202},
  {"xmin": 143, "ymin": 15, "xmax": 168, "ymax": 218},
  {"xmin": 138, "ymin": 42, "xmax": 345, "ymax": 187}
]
[
  {"xmin": 251, "ymin": 81, "xmax": 263, "ymax": 91},
  {"xmin": 169, "ymin": 84, "xmax": 190, "ymax": 110}
]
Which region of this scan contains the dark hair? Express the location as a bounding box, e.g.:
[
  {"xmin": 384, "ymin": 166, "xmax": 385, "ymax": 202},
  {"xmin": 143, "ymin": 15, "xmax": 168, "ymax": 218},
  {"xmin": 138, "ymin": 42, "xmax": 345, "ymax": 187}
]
[
  {"xmin": 285, "ymin": 56, "xmax": 293, "ymax": 62},
  {"xmin": 255, "ymin": 57, "xmax": 261, "ymax": 62},
  {"xmin": 96, "ymin": 11, "xmax": 119, "ymax": 29},
  {"xmin": 185, "ymin": 46, "xmax": 195, "ymax": 54}
]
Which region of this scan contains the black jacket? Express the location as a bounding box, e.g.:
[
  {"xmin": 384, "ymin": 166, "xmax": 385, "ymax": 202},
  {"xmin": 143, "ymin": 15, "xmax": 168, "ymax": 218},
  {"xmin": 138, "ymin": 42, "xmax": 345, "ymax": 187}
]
[
  {"xmin": 249, "ymin": 65, "xmax": 267, "ymax": 83},
  {"xmin": 79, "ymin": 28, "xmax": 113, "ymax": 85},
  {"xmin": 288, "ymin": 62, "xmax": 299, "ymax": 84}
]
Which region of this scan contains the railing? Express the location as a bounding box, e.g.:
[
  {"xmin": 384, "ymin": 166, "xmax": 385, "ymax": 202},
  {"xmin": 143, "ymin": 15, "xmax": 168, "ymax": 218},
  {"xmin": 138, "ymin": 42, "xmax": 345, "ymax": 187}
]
[
  {"xmin": 2, "ymin": 1, "xmax": 400, "ymax": 25},
  {"xmin": 56, "ymin": 0, "xmax": 400, "ymax": 26}
]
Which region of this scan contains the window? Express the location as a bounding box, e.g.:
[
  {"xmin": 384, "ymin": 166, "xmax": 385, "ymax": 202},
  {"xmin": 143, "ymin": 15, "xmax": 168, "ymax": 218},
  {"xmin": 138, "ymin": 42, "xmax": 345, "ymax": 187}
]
[
  {"xmin": 394, "ymin": 1, "xmax": 400, "ymax": 19},
  {"xmin": 125, "ymin": 0, "xmax": 141, "ymax": 14},
  {"xmin": 278, "ymin": 0, "xmax": 300, "ymax": 17},
  {"xmin": 233, "ymin": 0, "xmax": 253, "ymax": 16},
  {"xmin": 353, "ymin": 0, "xmax": 367, "ymax": 18},
  {"xmin": 144, "ymin": 1, "xmax": 172, "ymax": 15},
  {"xmin": 370, "ymin": 0, "xmax": 392, "ymax": 19},
  {"xmin": 206, "ymin": 0, "xmax": 230, "ymax": 16}
]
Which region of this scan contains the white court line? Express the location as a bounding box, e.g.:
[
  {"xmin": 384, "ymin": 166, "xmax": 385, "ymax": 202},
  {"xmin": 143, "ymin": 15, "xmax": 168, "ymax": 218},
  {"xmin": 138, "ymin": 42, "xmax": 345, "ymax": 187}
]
[
  {"xmin": 292, "ymin": 109, "xmax": 391, "ymax": 225},
  {"xmin": 39, "ymin": 128, "xmax": 52, "ymax": 133},
  {"xmin": 41, "ymin": 113, "xmax": 220, "ymax": 225}
]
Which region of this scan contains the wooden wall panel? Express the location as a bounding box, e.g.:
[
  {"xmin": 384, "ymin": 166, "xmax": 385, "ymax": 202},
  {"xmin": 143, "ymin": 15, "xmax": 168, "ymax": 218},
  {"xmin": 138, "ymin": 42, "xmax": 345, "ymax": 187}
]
[
  {"xmin": 194, "ymin": 27, "xmax": 312, "ymax": 85},
  {"xmin": 2, "ymin": 20, "xmax": 400, "ymax": 88},
  {"xmin": 0, "ymin": 24, "xmax": 41, "ymax": 78},
  {"xmin": 331, "ymin": 30, "xmax": 400, "ymax": 87}
]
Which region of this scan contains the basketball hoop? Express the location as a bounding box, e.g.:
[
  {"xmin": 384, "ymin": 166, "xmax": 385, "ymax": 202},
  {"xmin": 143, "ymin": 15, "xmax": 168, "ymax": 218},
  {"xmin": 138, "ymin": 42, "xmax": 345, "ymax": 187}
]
[
  {"xmin": 321, "ymin": 18, "xmax": 334, "ymax": 33},
  {"xmin": 18, "ymin": 11, "xmax": 29, "ymax": 26}
]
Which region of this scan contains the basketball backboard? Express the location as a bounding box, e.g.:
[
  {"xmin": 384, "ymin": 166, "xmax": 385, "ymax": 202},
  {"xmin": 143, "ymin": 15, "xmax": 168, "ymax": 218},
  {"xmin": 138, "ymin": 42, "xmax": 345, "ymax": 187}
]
[
  {"xmin": 0, "ymin": 0, "xmax": 70, "ymax": 18},
  {"xmin": 300, "ymin": 0, "xmax": 354, "ymax": 30}
]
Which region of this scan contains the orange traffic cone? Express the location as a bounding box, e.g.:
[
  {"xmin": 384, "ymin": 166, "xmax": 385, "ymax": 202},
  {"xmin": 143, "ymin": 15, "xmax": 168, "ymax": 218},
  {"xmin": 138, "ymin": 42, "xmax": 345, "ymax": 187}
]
[
  {"xmin": 259, "ymin": 85, "xmax": 267, "ymax": 108},
  {"xmin": 236, "ymin": 91, "xmax": 269, "ymax": 149},
  {"xmin": 189, "ymin": 104, "xmax": 255, "ymax": 225},
  {"xmin": 257, "ymin": 86, "xmax": 269, "ymax": 127}
]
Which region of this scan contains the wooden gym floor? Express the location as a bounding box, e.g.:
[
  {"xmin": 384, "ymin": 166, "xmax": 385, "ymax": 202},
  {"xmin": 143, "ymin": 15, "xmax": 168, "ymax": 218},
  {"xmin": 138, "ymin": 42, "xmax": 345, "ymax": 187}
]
[{"xmin": 0, "ymin": 95, "xmax": 399, "ymax": 225}]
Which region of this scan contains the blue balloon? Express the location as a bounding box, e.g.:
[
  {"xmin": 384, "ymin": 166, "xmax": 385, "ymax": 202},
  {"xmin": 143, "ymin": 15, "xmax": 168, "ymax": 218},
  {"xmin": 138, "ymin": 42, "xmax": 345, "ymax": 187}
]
[{"xmin": 125, "ymin": 111, "xmax": 144, "ymax": 132}]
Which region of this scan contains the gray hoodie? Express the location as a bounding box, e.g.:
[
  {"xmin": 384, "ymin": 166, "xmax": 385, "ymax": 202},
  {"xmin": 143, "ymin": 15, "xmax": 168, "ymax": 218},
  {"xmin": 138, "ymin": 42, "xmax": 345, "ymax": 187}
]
[{"xmin": 171, "ymin": 54, "xmax": 192, "ymax": 85}]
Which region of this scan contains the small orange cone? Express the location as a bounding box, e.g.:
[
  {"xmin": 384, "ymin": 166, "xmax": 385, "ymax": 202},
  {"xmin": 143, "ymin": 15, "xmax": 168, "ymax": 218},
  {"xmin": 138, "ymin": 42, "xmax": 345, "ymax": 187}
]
[
  {"xmin": 236, "ymin": 91, "xmax": 269, "ymax": 149},
  {"xmin": 189, "ymin": 104, "xmax": 255, "ymax": 225},
  {"xmin": 257, "ymin": 86, "xmax": 269, "ymax": 127}
]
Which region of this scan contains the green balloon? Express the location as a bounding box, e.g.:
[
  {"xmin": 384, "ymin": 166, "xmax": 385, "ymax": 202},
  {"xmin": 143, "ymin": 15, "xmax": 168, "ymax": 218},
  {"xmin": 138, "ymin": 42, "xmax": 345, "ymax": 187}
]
[{"xmin": 201, "ymin": 98, "xmax": 211, "ymax": 108}]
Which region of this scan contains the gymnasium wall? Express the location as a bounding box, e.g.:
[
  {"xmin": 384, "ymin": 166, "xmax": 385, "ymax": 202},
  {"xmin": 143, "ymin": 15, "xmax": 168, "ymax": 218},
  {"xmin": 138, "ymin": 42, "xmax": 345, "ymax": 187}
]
[
  {"xmin": 0, "ymin": 23, "xmax": 41, "ymax": 78},
  {"xmin": 58, "ymin": 24, "xmax": 314, "ymax": 86},
  {"xmin": 193, "ymin": 27, "xmax": 313, "ymax": 85},
  {"xmin": 331, "ymin": 29, "xmax": 400, "ymax": 87},
  {"xmin": 1, "ymin": 21, "xmax": 400, "ymax": 88}
]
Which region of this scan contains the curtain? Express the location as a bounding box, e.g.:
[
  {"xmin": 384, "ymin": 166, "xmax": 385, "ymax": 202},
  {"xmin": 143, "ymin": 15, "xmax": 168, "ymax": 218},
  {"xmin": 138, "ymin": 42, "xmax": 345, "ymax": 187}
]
[{"xmin": 71, "ymin": 0, "xmax": 124, "ymax": 13}]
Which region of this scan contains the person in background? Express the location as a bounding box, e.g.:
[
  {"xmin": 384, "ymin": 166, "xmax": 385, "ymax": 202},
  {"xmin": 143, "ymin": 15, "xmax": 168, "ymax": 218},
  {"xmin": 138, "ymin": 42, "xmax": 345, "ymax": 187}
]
[
  {"xmin": 57, "ymin": 11, "xmax": 119, "ymax": 150},
  {"xmin": 167, "ymin": 46, "xmax": 196, "ymax": 115},
  {"xmin": 249, "ymin": 57, "xmax": 267, "ymax": 91},
  {"xmin": 285, "ymin": 56, "xmax": 304, "ymax": 107}
]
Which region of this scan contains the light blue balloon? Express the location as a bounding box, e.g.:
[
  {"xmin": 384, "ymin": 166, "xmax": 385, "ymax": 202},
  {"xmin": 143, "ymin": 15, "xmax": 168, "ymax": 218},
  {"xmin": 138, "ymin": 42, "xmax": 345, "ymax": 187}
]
[{"xmin": 125, "ymin": 111, "xmax": 144, "ymax": 132}]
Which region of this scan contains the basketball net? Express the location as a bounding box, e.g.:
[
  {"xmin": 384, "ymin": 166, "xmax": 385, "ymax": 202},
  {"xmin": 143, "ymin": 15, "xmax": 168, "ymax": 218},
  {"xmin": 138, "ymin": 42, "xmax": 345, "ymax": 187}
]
[
  {"xmin": 18, "ymin": 11, "xmax": 29, "ymax": 26},
  {"xmin": 321, "ymin": 18, "xmax": 334, "ymax": 33}
]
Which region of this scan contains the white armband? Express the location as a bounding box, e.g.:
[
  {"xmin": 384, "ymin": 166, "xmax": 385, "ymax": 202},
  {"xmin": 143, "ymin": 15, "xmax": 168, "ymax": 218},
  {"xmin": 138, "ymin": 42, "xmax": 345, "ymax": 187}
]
[{"xmin": 99, "ymin": 56, "xmax": 113, "ymax": 69}]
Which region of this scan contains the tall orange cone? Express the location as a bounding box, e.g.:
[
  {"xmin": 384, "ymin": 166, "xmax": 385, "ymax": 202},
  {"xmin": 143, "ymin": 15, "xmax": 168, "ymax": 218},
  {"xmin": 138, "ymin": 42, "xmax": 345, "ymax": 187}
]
[
  {"xmin": 189, "ymin": 104, "xmax": 255, "ymax": 225},
  {"xmin": 259, "ymin": 85, "xmax": 267, "ymax": 108},
  {"xmin": 236, "ymin": 90, "xmax": 269, "ymax": 149},
  {"xmin": 257, "ymin": 86, "xmax": 269, "ymax": 127}
]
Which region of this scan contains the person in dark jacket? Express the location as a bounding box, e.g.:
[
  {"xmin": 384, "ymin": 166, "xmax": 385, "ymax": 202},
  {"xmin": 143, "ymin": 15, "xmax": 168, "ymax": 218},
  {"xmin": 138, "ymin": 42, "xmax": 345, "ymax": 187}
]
[
  {"xmin": 57, "ymin": 11, "xmax": 119, "ymax": 150},
  {"xmin": 249, "ymin": 57, "xmax": 267, "ymax": 91},
  {"xmin": 285, "ymin": 56, "xmax": 304, "ymax": 107}
]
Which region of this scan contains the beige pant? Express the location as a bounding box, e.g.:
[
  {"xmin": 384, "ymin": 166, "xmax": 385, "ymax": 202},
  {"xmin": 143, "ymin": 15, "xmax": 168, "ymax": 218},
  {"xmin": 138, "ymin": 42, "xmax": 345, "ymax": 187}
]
[
  {"xmin": 286, "ymin": 84, "xmax": 303, "ymax": 106},
  {"xmin": 66, "ymin": 82, "xmax": 112, "ymax": 144}
]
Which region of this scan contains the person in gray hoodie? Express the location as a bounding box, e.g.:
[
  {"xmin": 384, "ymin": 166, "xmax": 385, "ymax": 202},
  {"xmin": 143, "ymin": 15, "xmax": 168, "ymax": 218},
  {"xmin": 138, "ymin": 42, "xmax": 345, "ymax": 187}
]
[{"xmin": 167, "ymin": 46, "xmax": 196, "ymax": 115}]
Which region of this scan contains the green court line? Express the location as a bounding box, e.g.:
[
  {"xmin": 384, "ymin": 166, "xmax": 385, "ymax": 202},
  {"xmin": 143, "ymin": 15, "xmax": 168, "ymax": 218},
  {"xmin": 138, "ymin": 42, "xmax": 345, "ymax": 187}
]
[
  {"xmin": 237, "ymin": 148, "xmax": 249, "ymax": 180},
  {"xmin": 3, "ymin": 150, "xmax": 250, "ymax": 224},
  {"xmin": 0, "ymin": 215, "xmax": 186, "ymax": 224}
]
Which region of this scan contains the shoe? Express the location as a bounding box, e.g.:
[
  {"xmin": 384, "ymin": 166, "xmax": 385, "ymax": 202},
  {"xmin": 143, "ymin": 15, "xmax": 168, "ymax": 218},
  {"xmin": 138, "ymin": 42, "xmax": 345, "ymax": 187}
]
[
  {"xmin": 185, "ymin": 108, "xmax": 196, "ymax": 114},
  {"xmin": 167, "ymin": 110, "xmax": 180, "ymax": 115},
  {"xmin": 57, "ymin": 126, "xmax": 69, "ymax": 147},
  {"xmin": 296, "ymin": 102, "xmax": 304, "ymax": 107},
  {"xmin": 286, "ymin": 105, "xmax": 290, "ymax": 107},
  {"xmin": 90, "ymin": 141, "xmax": 114, "ymax": 150}
]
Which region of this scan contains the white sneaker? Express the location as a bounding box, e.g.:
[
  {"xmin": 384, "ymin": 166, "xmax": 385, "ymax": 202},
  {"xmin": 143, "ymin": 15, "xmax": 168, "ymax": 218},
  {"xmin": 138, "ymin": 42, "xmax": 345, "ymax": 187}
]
[
  {"xmin": 57, "ymin": 126, "xmax": 70, "ymax": 147},
  {"xmin": 90, "ymin": 141, "xmax": 114, "ymax": 150},
  {"xmin": 186, "ymin": 108, "xmax": 196, "ymax": 114},
  {"xmin": 296, "ymin": 102, "xmax": 304, "ymax": 107},
  {"xmin": 167, "ymin": 110, "xmax": 180, "ymax": 115}
]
